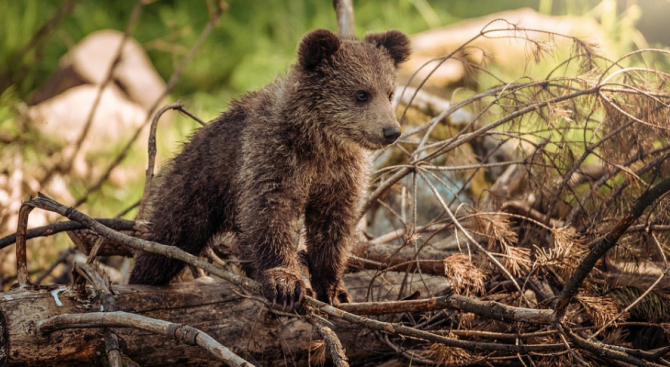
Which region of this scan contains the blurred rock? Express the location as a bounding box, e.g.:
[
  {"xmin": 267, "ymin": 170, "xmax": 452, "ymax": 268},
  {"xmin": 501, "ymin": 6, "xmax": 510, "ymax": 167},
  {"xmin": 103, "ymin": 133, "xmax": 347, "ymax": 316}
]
[
  {"xmin": 27, "ymin": 29, "xmax": 169, "ymax": 154},
  {"xmin": 31, "ymin": 29, "xmax": 166, "ymax": 110},
  {"xmin": 401, "ymin": 8, "xmax": 606, "ymax": 90},
  {"xmin": 28, "ymin": 84, "xmax": 146, "ymax": 145}
]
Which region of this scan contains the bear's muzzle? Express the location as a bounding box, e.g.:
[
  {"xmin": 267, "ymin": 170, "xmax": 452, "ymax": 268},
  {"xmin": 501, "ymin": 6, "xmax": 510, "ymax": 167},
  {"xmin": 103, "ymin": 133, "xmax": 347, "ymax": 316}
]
[{"xmin": 383, "ymin": 126, "xmax": 401, "ymax": 144}]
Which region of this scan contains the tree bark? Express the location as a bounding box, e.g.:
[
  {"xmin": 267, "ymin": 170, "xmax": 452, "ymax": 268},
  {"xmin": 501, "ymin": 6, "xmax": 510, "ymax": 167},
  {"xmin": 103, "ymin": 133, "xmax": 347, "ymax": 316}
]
[{"xmin": 1, "ymin": 271, "xmax": 446, "ymax": 367}]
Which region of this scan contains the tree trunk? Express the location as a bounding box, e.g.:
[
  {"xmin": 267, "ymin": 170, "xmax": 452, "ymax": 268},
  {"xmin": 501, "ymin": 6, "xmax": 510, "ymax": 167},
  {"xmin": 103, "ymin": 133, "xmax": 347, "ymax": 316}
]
[{"xmin": 1, "ymin": 271, "xmax": 445, "ymax": 366}]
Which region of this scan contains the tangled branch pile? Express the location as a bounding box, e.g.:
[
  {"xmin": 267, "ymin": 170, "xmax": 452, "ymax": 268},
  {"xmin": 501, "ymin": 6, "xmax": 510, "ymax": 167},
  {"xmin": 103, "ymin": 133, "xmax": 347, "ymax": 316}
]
[{"xmin": 356, "ymin": 24, "xmax": 670, "ymax": 366}]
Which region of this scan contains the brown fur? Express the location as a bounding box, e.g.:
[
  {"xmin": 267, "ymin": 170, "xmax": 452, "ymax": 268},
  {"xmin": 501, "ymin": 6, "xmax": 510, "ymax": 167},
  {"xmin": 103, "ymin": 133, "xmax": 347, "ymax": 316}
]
[{"xmin": 129, "ymin": 29, "xmax": 411, "ymax": 307}]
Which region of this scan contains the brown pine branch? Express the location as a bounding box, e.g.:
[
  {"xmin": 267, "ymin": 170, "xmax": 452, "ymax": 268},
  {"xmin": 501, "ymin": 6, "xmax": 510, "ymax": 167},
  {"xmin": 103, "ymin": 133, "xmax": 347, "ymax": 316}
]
[{"xmin": 554, "ymin": 176, "xmax": 670, "ymax": 319}]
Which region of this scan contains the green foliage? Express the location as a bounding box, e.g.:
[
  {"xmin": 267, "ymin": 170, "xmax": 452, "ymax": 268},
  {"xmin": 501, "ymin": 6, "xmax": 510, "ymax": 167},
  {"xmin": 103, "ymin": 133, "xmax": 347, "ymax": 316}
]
[
  {"xmin": 0, "ymin": 0, "xmax": 650, "ymax": 109},
  {"xmin": 0, "ymin": 0, "xmax": 453, "ymax": 107},
  {"xmin": 0, "ymin": 87, "xmax": 19, "ymax": 127}
]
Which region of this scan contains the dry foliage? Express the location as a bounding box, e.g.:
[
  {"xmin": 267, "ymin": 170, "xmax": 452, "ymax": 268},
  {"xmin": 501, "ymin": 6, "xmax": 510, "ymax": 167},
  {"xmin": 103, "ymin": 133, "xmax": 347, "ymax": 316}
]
[{"xmin": 442, "ymin": 253, "xmax": 486, "ymax": 295}]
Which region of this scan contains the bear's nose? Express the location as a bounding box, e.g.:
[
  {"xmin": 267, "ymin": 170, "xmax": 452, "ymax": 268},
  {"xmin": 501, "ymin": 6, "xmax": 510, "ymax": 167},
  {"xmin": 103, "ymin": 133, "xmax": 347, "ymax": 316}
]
[{"xmin": 383, "ymin": 127, "xmax": 401, "ymax": 144}]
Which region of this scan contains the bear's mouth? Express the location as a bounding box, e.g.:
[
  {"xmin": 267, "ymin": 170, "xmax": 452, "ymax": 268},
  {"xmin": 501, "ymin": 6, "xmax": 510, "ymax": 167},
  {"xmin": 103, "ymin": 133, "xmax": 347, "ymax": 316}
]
[{"xmin": 358, "ymin": 131, "xmax": 390, "ymax": 150}]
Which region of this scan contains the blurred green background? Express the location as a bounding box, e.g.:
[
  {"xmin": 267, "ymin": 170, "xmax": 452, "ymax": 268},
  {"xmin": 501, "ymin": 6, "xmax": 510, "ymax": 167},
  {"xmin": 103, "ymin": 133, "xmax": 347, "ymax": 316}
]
[
  {"xmin": 1, "ymin": 0, "xmax": 667, "ymax": 219},
  {"xmin": 2, "ymin": 0, "xmax": 668, "ymax": 116},
  {"xmin": 1, "ymin": 0, "xmax": 667, "ymax": 214}
]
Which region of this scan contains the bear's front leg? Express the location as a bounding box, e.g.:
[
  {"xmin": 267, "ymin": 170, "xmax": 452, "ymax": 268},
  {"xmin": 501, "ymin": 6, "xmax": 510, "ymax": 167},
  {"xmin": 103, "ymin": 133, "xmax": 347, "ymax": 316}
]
[
  {"xmin": 304, "ymin": 185, "xmax": 360, "ymax": 305},
  {"xmin": 237, "ymin": 163, "xmax": 313, "ymax": 308}
]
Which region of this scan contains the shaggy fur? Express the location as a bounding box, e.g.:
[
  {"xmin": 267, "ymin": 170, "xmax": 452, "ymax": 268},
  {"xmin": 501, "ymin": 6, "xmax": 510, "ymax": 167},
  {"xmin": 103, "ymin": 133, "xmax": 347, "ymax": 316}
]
[{"xmin": 129, "ymin": 29, "xmax": 411, "ymax": 307}]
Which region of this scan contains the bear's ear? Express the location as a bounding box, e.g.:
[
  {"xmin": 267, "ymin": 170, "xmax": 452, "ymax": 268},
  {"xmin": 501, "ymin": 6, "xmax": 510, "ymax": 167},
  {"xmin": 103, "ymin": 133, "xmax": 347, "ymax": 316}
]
[
  {"xmin": 364, "ymin": 30, "xmax": 411, "ymax": 67},
  {"xmin": 298, "ymin": 29, "xmax": 341, "ymax": 70}
]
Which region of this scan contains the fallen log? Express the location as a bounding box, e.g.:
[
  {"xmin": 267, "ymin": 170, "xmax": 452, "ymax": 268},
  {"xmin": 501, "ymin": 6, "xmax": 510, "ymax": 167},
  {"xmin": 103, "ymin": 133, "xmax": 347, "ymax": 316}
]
[{"xmin": 1, "ymin": 271, "xmax": 446, "ymax": 367}]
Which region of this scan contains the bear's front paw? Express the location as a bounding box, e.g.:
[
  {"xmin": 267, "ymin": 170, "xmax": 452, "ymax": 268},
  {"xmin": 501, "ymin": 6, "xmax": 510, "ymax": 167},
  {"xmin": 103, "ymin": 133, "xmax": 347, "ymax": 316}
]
[
  {"xmin": 261, "ymin": 267, "xmax": 313, "ymax": 309},
  {"xmin": 316, "ymin": 282, "xmax": 352, "ymax": 306}
]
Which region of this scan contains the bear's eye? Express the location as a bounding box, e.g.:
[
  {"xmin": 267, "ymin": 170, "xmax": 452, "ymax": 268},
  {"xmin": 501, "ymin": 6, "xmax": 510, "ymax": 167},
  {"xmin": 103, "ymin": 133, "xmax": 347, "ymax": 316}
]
[
  {"xmin": 388, "ymin": 92, "xmax": 394, "ymax": 102},
  {"xmin": 355, "ymin": 90, "xmax": 370, "ymax": 102}
]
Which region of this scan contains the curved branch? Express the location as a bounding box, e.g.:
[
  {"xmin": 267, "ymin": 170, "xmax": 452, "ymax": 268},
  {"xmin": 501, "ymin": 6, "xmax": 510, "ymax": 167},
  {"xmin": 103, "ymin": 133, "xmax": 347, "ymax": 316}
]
[
  {"xmin": 72, "ymin": 1, "xmax": 226, "ymax": 208},
  {"xmin": 36, "ymin": 311, "xmax": 254, "ymax": 367}
]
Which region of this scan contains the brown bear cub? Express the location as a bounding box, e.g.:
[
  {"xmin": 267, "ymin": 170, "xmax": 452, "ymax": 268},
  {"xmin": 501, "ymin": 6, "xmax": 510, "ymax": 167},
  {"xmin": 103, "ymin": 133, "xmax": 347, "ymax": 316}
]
[{"xmin": 129, "ymin": 29, "xmax": 411, "ymax": 307}]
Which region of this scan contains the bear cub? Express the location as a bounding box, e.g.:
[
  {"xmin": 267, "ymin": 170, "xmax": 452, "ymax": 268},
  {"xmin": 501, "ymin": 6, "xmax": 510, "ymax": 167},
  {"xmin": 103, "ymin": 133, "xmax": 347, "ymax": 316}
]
[{"xmin": 129, "ymin": 29, "xmax": 411, "ymax": 307}]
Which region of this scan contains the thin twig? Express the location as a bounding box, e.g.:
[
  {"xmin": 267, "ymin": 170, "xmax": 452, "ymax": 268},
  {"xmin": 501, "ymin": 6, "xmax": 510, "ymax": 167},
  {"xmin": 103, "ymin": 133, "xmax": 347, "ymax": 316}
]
[
  {"xmin": 60, "ymin": 0, "xmax": 146, "ymax": 179},
  {"xmin": 0, "ymin": 218, "xmax": 137, "ymax": 250},
  {"xmin": 557, "ymin": 323, "xmax": 662, "ymax": 367},
  {"xmin": 590, "ymin": 233, "xmax": 670, "ymax": 339},
  {"xmin": 34, "ymin": 248, "xmax": 75, "ymax": 285},
  {"xmin": 416, "ymin": 169, "xmax": 529, "ymax": 305},
  {"xmin": 136, "ymin": 102, "xmax": 185, "ymax": 220}
]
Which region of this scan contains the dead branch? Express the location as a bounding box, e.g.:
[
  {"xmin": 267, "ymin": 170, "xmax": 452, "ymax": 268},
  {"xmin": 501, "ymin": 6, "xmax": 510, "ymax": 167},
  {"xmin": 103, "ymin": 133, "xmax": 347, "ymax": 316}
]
[
  {"xmin": 314, "ymin": 299, "xmax": 565, "ymax": 354},
  {"xmin": 338, "ymin": 294, "xmax": 553, "ymax": 322},
  {"xmin": 555, "ymin": 177, "xmax": 670, "ymax": 320},
  {"xmin": 0, "ymin": 218, "xmax": 136, "ymax": 250},
  {"xmin": 137, "ymin": 101, "xmax": 206, "ymax": 221},
  {"xmin": 15, "ymin": 203, "xmax": 34, "ymax": 286},
  {"xmin": 74, "ymin": 263, "xmax": 122, "ymax": 367},
  {"xmin": 22, "ymin": 193, "xmax": 259, "ymax": 292},
  {"xmin": 37, "ymin": 311, "xmax": 254, "ymax": 366},
  {"xmin": 306, "ymin": 308, "xmax": 350, "ymax": 367},
  {"xmin": 137, "ymin": 102, "xmax": 183, "ymax": 220}
]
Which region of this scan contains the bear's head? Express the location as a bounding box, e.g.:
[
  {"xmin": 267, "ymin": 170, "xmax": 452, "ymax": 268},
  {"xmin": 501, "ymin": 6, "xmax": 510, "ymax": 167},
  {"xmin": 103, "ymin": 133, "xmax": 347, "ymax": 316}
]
[{"xmin": 295, "ymin": 28, "xmax": 411, "ymax": 151}]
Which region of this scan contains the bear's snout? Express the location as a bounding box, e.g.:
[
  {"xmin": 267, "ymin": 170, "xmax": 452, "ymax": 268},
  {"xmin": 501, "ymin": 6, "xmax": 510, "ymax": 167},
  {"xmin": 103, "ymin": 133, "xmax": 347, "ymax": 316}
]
[{"xmin": 382, "ymin": 126, "xmax": 401, "ymax": 144}]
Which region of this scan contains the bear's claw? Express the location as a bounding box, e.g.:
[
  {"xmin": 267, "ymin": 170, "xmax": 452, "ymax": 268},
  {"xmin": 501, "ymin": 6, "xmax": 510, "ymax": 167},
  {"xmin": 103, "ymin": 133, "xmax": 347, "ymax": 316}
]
[
  {"xmin": 261, "ymin": 267, "xmax": 311, "ymax": 309},
  {"xmin": 316, "ymin": 282, "xmax": 352, "ymax": 306}
]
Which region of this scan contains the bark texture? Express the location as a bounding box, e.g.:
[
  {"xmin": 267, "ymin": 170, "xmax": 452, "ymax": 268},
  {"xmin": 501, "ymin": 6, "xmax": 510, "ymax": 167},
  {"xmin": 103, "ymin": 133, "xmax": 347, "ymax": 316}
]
[{"xmin": 1, "ymin": 273, "xmax": 433, "ymax": 366}]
